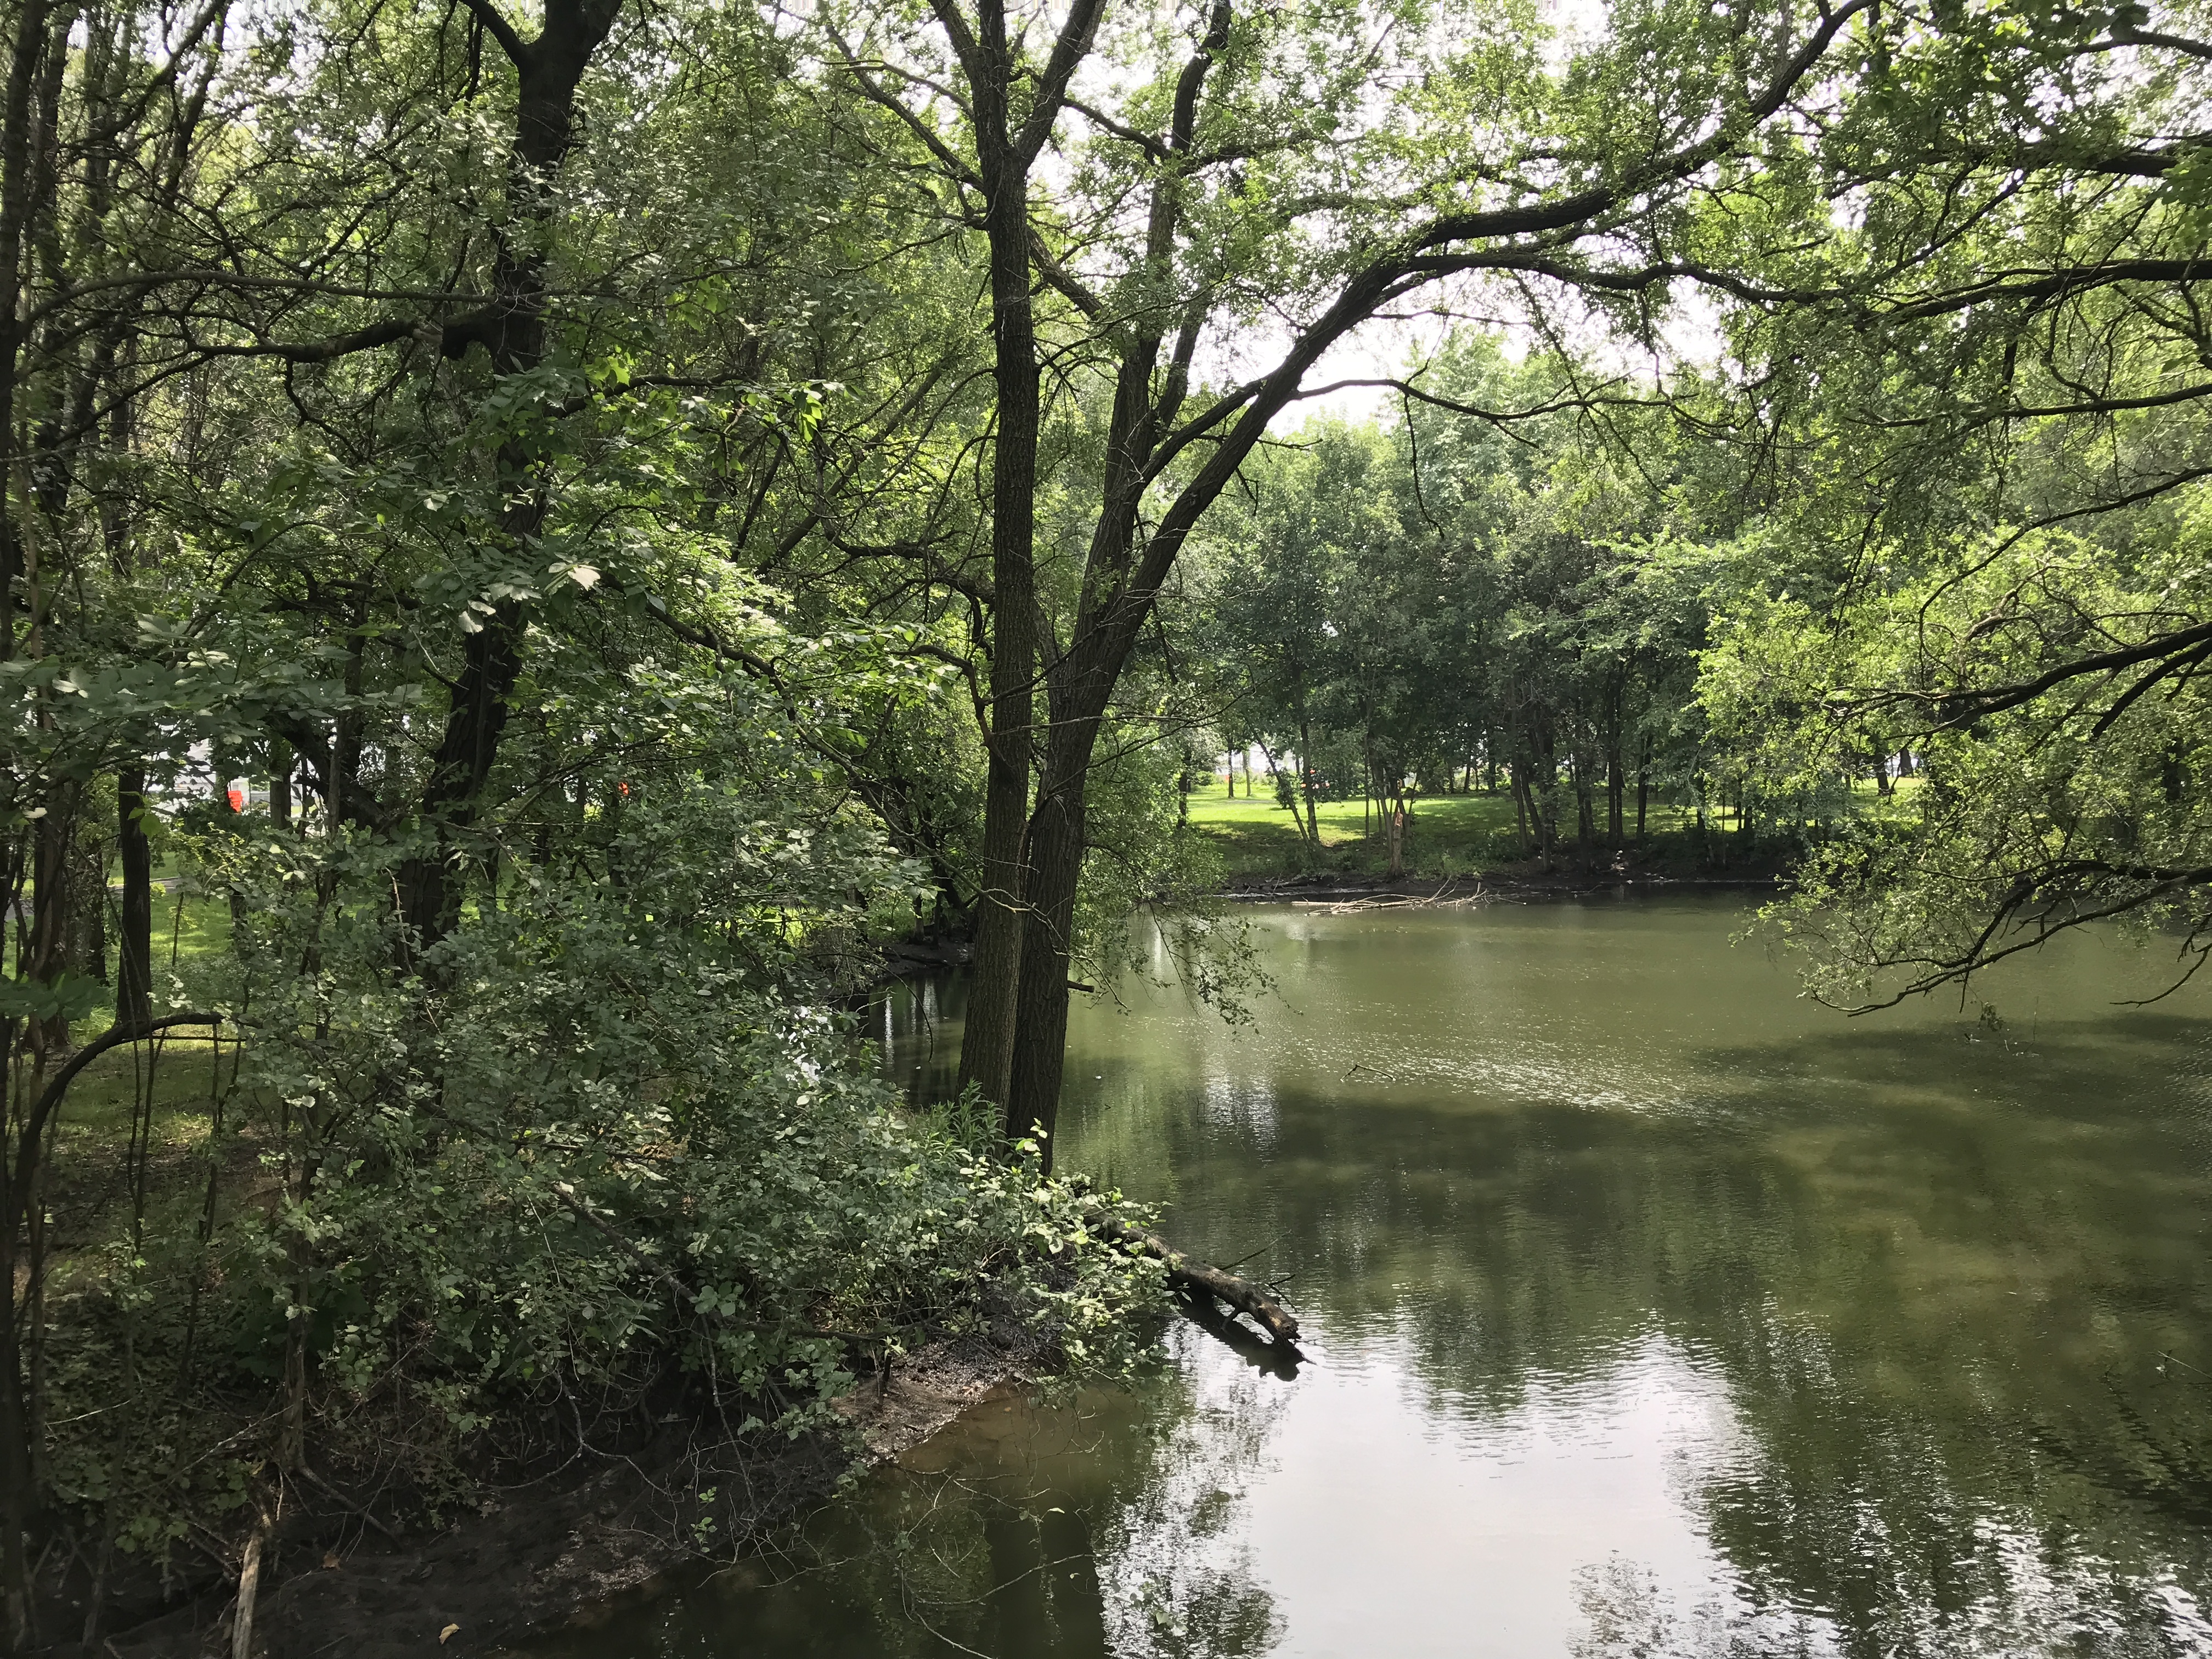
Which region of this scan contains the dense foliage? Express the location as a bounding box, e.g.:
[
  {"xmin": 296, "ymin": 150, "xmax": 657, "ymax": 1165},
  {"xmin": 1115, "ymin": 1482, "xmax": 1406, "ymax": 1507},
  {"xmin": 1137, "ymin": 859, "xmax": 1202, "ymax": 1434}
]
[
  {"xmin": 1187, "ymin": 353, "xmax": 1747, "ymax": 874},
  {"xmin": 2, "ymin": 0, "xmax": 2208, "ymax": 1641}
]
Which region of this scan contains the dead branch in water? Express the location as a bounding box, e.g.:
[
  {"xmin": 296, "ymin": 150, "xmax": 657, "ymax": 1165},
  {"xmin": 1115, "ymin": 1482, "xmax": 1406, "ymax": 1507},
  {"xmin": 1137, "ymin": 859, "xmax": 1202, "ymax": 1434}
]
[
  {"xmin": 1286, "ymin": 879, "xmax": 1492, "ymax": 914},
  {"xmin": 1085, "ymin": 1209, "xmax": 1301, "ymax": 1348}
]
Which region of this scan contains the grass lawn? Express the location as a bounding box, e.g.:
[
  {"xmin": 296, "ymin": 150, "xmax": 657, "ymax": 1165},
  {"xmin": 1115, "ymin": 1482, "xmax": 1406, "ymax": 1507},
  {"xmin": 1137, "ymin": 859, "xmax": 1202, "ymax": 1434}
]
[
  {"xmin": 1184, "ymin": 775, "xmax": 1514, "ymax": 877},
  {"xmin": 19, "ymin": 883, "xmax": 251, "ymax": 1256},
  {"xmin": 1180, "ymin": 771, "xmax": 1872, "ymax": 881}
]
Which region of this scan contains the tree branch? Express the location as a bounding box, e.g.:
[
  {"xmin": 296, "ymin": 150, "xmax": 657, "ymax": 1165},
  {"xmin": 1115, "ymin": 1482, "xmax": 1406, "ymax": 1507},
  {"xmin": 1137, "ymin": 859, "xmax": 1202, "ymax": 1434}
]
[
  {"xmin": 455, "ymin": 0, "xmax": 532, "ymax": 70},
  {"xmin": 2111, "ymin": 20, "xmax": 2212, "ymax": 61},
  {"xmin": 1013, "ymin": 0, "xmax": 1108, "ymax": 164}
]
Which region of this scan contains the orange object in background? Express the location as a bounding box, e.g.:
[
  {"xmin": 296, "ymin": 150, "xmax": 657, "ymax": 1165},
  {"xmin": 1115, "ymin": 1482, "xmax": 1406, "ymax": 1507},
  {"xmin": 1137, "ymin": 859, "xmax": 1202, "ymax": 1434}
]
[{"xmin": 227, "ymin": 786, "xmax": 244, "ymax": 812}]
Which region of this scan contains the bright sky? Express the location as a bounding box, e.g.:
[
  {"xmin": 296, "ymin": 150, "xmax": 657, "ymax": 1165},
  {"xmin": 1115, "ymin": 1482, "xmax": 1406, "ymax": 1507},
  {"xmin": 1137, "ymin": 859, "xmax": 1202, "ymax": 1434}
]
[{"xmin": 1251, "ymin": 280, "xmax": 1728, "ymax": 432}]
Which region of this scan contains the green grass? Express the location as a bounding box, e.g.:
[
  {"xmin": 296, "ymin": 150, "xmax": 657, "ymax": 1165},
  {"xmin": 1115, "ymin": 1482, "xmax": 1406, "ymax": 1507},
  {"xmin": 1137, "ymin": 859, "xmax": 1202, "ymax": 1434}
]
[
  {"xmin": 1180, "ymin": 771, "xmax": 1875, "ymax": 881},
  {"xmin": 8, "ymin": 884, "xmax": 253, "ymax": 1256},
  {"xmin": 43, "ymin": 1039, "xmax": 247, "ymax": 1256},
  {"xmin": 1179, "ymin": 772, "xmax": 1692, "ymax": 879}
]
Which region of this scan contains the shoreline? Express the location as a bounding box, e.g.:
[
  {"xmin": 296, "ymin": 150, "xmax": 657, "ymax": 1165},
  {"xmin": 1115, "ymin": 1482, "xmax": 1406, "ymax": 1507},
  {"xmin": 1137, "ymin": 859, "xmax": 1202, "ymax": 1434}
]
[
  {"xmin": 35, "ymin": 1335, "xmax": 1045, "ymax": 1659},
  {"xmin": 1217, "ymin": 869, "xmax": 1788, "ymax": 904},
  {"xmin": 863, "ymin": 871, "xmax": 1789, "ymax": 988}
]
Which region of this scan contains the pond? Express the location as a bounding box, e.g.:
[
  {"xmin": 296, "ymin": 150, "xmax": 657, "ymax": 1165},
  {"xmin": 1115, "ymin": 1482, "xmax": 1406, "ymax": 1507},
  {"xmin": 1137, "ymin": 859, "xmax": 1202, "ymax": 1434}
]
[{"xmin": 560, "ymin": 894, "xmax": 2212, "ymax": 1657}]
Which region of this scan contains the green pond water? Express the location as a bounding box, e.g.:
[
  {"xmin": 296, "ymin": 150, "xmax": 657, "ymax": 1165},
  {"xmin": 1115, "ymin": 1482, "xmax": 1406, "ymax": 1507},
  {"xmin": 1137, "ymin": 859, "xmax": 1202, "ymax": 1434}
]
[{"xmin": 556, "ymin": 895, "xmax": 2212, "ymax": 1657}]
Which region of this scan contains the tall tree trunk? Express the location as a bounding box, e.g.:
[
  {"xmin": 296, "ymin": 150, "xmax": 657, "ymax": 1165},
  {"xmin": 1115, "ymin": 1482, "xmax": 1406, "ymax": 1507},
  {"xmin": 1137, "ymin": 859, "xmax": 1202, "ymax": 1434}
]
[
  {"xmin": 955, "ymin": 128, "xmax": 1042, "ymax": 1111},
  {"xmin": 1295, "ymin": 707, "xmax": 1319, "ymax": 845},
  {"xmin": 392, "ymin": 0, "xmax": 624, "ymax": 952},
  {"xmin": 1635, "ymin": 737, "xmax": 1650, "ymax": 844},
  {"xmin": 938, "ymin": 0, "xmax": 1103, "ymax": 1114},
  {"xmin": 115, "ymin": 768, "xmax": 151, "ymax": 1028},
  {"xmin": 1606, "ymin": 740, "xmax": 1623, "ymax": 850},
  {"xmin": 30, "ymin": 793, "xmax": 71, "ymax": 1052},
  {"xmin": 269, "ymin": 738, "xmax": 292, "ymax": 831}
]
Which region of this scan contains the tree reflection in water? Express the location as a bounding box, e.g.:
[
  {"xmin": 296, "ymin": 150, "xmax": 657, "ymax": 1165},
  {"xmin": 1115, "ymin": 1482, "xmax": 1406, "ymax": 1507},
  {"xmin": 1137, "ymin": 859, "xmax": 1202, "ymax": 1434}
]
[{"xmin": 556, "ymin": 899, "xmax": 2212, "ymax": 1657}]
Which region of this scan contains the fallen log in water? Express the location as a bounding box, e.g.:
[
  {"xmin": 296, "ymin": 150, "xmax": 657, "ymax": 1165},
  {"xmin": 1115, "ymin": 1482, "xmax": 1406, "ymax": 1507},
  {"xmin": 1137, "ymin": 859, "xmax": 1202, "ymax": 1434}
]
[
  {"xmin": 1086, "ymin": 1209, "xmax": 1301, "ymax": 1348},
  {"xmin": 1180, "ymin": 1291, "xmax": 1304, "ymax": 1379}
]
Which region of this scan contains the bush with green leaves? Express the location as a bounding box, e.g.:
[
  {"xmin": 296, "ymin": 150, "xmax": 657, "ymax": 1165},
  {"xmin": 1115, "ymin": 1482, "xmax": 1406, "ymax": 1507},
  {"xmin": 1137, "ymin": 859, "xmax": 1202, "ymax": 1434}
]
[{"xmin": 35, "ymin": 774, "xmax": 1167, "ymax": 1572}]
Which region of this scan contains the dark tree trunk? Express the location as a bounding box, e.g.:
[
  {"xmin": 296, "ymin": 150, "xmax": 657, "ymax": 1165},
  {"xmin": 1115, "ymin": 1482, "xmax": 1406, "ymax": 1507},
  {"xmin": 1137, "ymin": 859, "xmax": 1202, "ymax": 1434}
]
[
  {"xmin": 950, "ymin": 0, "xmax": 1074, "ymax": 1113},
  {"xmin": 955, "ymin": 180, "xmax": 1041, "ymax": 1108},
  {"xmin": 1635, "ymin": 737, "xmax": 1650, "ymax": 844},
  {"xmin": 392, "ymin": 0, "xmax": 625, "ymax": 954},
  {"xmin": 1004, "ymin": 760, "xmax": 1086, "ymax": 1155},
  {"xmin": 115, "ymin": 769, "xmax": 151, "ymax": 1029},
  {"xmin": 1573, "ymin": 757, "xmax": 1594, "ymax": 872},
  {"xmin": 29, "ymin": 796, "xmax": 70, "ymax": 1053},
  {"xmin": 1607, "ymin": 743, "xmax": 1623, "ymax": 849},
  {"xmin": 270, "ymin": 738, "xmax": 293, "ymax": 831}
]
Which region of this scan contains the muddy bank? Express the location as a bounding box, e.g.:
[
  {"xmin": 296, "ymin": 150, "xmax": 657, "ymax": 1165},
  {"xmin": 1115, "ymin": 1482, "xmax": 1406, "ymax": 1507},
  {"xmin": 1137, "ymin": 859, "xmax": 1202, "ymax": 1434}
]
[{"xmin": 27, "ymin": 1335, "xmax": 1038, "ymax": 1659}]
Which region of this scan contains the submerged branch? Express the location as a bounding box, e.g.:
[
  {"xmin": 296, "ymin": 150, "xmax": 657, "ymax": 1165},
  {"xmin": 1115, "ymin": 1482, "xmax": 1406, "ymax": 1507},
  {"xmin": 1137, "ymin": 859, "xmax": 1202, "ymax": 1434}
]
[{"xmin": 1085, "ymin": 1207, "xmax": 1302, "ymax": 1347}]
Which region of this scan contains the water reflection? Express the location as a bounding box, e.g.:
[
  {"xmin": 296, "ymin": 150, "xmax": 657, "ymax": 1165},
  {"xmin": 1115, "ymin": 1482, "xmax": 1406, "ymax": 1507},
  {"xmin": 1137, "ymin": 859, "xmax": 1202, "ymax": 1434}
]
[{"xmin": 550, "ymin": 896, "xmax": 2212, "ymax": 1658}]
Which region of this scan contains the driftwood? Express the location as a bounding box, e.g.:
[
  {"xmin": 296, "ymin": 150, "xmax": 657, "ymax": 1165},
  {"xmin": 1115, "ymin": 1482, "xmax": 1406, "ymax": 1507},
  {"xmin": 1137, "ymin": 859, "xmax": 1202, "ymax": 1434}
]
[{"xmin": 1086, "ymin": 1209, "xmax": 1301, "ymax": 1348}]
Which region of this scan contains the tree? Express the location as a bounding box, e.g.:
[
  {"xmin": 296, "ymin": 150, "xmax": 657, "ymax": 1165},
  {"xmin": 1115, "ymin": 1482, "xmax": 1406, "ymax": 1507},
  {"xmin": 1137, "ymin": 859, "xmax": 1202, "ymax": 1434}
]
[
  {"xmin": 0, "ymin": 0, "xmax": 1131, "ymax": 1635},
  {"xmin": 1680, "ymin": 3, "xmax": 2212, "ymax": 1001},
  {"xmin": 828, "ymin": 0, "xmax": 1944, "ymax": 1154}
]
